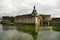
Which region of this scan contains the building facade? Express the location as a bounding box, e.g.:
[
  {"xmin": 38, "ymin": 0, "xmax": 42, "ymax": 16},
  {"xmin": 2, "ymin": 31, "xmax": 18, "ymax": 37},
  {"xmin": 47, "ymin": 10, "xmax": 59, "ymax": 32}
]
[
  {"xmin": 14, "ymin": 14, "xmax": 36, "ymax": 25},
  {"xmin": 51, "ymin": 18, "xmax": 60, "ymax": 25},
  {"xmin": 39, "ymin": 14, "xmax": 51, "ymax": 25}
]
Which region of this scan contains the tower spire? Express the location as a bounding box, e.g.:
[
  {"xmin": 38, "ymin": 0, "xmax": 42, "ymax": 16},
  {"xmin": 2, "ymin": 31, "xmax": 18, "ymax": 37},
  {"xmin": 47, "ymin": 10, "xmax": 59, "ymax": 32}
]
[
  {"xmin": 34, "ymin": 6, "xmax": 35, "ymax": 9},
  {"xmin": 32, "ymin": 6, "xmax": 37, "ymax": 14}
]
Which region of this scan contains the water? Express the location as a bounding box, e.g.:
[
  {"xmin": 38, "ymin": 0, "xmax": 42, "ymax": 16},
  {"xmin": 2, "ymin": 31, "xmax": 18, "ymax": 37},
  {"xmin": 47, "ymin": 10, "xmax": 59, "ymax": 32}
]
[
  {"xmin": 0, "ymin": 24, "xmax": 60, "ymax": 40},
  {"xmin": 2, "ymin": 24, "xmax": 16, "ymax": 30},
  {"xmin": 0, "ymin": 24, "xmax": 3, "ymax": 31},
  {"xmin": 37, "ymin": 27, "xmax": 60, "ymax": 40},
  {"xmin": 0, "ymin": 24, "xmax": 34, "ymax": 40}
]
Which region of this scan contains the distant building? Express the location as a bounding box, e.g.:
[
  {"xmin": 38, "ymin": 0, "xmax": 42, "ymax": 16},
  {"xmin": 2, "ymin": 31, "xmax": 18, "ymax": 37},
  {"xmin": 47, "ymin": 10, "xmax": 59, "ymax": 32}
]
[
  {"xmin": 51, "ymin": 18, "xmax": 60, "ymax": 25},
  {"xmin": 2, "ymin": 16, "xmax": 14, "ymax": 24}
]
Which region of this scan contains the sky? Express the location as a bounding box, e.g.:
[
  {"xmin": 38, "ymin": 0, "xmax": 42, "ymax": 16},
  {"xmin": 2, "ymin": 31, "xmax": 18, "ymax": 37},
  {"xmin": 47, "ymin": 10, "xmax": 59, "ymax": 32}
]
[{"xmin": 0, "ymin": 0, "xmax": 60, "ymax": 17}]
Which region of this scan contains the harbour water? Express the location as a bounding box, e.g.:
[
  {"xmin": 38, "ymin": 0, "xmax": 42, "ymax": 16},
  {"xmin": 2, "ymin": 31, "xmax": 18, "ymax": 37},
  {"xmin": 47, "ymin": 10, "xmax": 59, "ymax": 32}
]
[
  {"xmin": 0, "ymin": 24, "xmax": 34, "ymax": 40},
  {"xmin": 37, "ymin": 27, "xmax": 60, "ymax": 40},
  {"xmin": 0, "ymin": 24, "xmax": 60, "ymax": 40}
]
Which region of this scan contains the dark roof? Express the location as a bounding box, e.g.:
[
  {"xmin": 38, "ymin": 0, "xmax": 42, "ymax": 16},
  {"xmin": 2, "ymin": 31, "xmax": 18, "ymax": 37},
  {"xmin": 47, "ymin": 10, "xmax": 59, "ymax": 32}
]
[
  {"xmin": 16, "ymin": 13, "xmax": 37, "ymax": 17},
  {"xmin": 39, "ymin": 14, "xmax": 51, "ymax": 16},
  {"xmin": 16, "ymin": 14, "xmax": 32, "ymax": 17},
  {"xmin": 52, "ymin": 18, "xmax": 60, "ymax": 19},
  {"xmin": 52, "ymin": 18, "xmax": 60, "ymax": 20},
  {"xmin": 2, "ymin": 16, "xmax": 14, "ymax": 18}
]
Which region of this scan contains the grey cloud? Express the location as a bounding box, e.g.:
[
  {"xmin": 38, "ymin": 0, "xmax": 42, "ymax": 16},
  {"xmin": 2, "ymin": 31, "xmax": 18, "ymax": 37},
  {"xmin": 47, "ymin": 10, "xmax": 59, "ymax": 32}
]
[
  {"xmin": 0, "ymin": 0, "xmax": 60, "ymax": 17},
  {"xmin": 55, "ymin": 0, "xmax": 60, "ymax": 8}
]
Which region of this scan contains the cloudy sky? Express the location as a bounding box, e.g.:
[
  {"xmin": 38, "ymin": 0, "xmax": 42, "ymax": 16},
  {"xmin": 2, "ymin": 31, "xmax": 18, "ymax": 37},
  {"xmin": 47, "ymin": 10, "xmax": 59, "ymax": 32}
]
[{"xmin": 0, "ymin": 0, "xmax": 60, "ymax": 17}]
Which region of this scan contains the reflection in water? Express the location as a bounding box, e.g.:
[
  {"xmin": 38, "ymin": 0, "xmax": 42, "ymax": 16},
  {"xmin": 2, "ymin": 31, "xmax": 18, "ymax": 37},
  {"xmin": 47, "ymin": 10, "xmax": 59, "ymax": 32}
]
[
  {"xmin": 18, "ymin": 31, "xmax": 34, "ymax": 40},
  {"xmin": 0, "ymin": 24, "xmax": 34, "ymax": 40},
  {"xmin": 0, "ymin": 31, "xmax": 5, "ymax": 40},
  {"xmin": 0, "ymin": 24, "xmax": 60, "ymax": 40},
  {"xmin": 0, "ymin": 24, "xmax": 3, "ymax": 31},
  {"xmin": 2, "ymin": 24, "xmax": 16, "ymax": 31},
  {"xmin": 37, "ymin": 27, "xmax": 60, "ymax": 40},
  {"xmin": 2, "ymin": 30, "xmax": 34, "ymax": 40}
]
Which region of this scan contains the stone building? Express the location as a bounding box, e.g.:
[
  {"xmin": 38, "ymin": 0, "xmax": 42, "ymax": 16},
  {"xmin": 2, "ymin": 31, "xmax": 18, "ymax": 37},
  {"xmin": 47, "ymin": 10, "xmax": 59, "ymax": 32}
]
[
  {"xmin": 14, "ymin": 6, "xmax": 38, "ymax": 25},
  {"xmin": 14, "ymin": 6, "xmax": 51, "ymax": 25},
  {"xmin": 2, "ymin": 6, "xmax": 51, "ymax": 26},
  {"xmin": 39, "ymin": 14, "xmax": 51, "ymax": 25},
  {"xmin": 2, "ymin": 16, "xmax": 14, "ymax": 24},
  {"xmin": 51, "ymin": 18, "xmax": 60, "ymax": 25}
]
